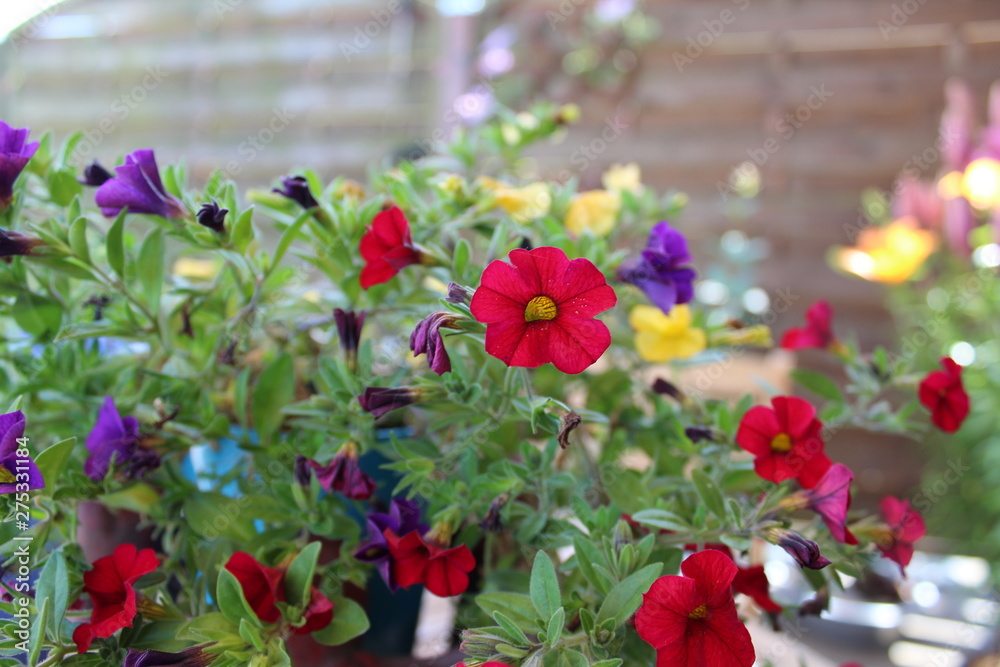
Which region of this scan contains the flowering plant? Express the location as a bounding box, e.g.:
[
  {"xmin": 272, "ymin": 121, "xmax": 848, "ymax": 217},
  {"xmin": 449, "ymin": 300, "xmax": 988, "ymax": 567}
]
[{"xmin": 0, "ymin": 105, "xmax": 964, "ymax": 666}]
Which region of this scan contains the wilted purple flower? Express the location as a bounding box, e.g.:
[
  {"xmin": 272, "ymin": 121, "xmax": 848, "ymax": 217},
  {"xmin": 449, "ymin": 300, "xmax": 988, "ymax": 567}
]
[
  {"xmin": 298, "ymin": 442, "xmax": 375, "ymax": 500},
  {"xmin": 770, "ymin": 529, "xmax": 831, "ymax": 570},
  {"xmin": 95, "ymin": 149, "xmax": 187, "ymax": 219},
  {"xmin": 618, "ymin": 221, "xmax": 697, "ymax": 314},
  {"xmin": 333, "ymin": 308, "xmax": 366, "ymax": 370},
  {"xmin": 79, "ymin": 161, "xmax": 113, "ymax": 187},
  {"xmin": 0, "ymin": 121, "xmax": 39, "ymax": 210},
  {"xmin": 0, "ymin": 411, "xmax": 44, "ymax": 494},
  {"xmin": 446, "ymin": 282, "xmax": 472, "ymax": 305},
  {"xmin": 196, "ymin": 200, "xmax": 227, "ymax": 233},
  {"xmin": 273, "ymin": 174, "xmax": 318, "ymax": 209},
  {"xmin": 684, "ymin": 426, "xmax": 715, "ymax": 443},
  {"xmin": 354, "ymin": 498, "xmax": 425, "ymax": 591},
  {"xmin": 294, "ymin": 454, "xmax": 313, "ymax": 486},
  {"xmin": 478, "ymin": 492, "xmax": 509, "ymax": 533},
  {"xmin": 84, "ymin": 396, "xmax": 140, "ymax": 481},
  {"xmin": 124, "ymin": 645, "xmax": 217, "ymax": 667},
  {"xmin": 0, "ymin": 229, "xmax": 43, "ymax": 258},
  {"xmin": 651, "ymin": 377, "xmax": 685, "ymax": 403},
  {"xmin": 358, "ymin": 387, "xmax": 422, "ymax": 418},
  {"xmin": 124, "ymin": 447, "xmax": 162, "ymax": 480},
  {"xmin": 410, "ymin": 312, "xmax": 460, "ymax": 375}
]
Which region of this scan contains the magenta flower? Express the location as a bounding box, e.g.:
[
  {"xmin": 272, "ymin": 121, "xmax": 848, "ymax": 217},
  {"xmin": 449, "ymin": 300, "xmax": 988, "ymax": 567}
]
[
  {"xmin": 0, "ymin": 121, "xmax": 39, "ymax": 209},
  {"xmin": 410, "ymin": 312, "xmax": 460, "ymax": 375},
  {"xmin": 785, "ymin": 463, "xmax": 857, "ymax": 545},
  {"xmin": 618, "ymin": 221, "xmax": 696, "ymax": 314},
  {"xmin": 95, "ymin": 149, "xmax": 187, "ymax": 219},
  {"xmin": 0, "ymin": 411, "xmax": 44, "ymax": 494},
  {"xmin": 84, "ymin": 396, "xmax": 140, "ymax": 481},
  {"xmin": 296, "ymin": 443, "xmax": 375, "ymax": 500}
]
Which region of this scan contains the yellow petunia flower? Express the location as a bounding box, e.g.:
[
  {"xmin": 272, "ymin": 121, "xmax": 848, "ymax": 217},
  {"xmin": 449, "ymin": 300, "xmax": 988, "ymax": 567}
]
[
  {"xmin": 602, "ymin": 163, "xmax": 643, "ymax": 194},
  {"xmin": 565, "ymin": 190, "xmax": 621, "ymax": 237},
  {"xmin": 833, "ymin": 217, "xmax": 936, "ymax": 283},
  {"xmin": 478, "ymin": 177, "xmax": 552, "ymax": 223},
  {"xmin": 630, "ymin": 305, "xmax": 706, "ymax": 362}
]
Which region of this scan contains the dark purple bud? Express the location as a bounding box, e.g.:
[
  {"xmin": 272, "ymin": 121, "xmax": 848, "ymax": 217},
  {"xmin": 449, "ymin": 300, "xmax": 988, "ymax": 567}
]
[
  {"xmin": 557, "ymin": 411, "xmax": 582, "ymax": 449},
  {"xmin": 294, "ymin": 454, "xmax": 313, "ymax": 486},
  {"xmin": 652, "ymin": 377, "xmax": 685, "ymax": 403},
  {"xmin": 446, "ymin": 282, "xmax": 472, "ymax": 305},
  {"xmin": 124, "ymin": 645, "xmax": 217, "ymax": 667},
  {"xmin": 773, "ymin": 530, "xmax": 831, "ymax": 570},
  {"xmin": 358, "ymin": 387, "xmax": 422, "ymax": 418},
  {"xmin": 478, "ymin": 492, "xmax": 509, "ymax": 533},
  {"xmin": 123, "ymin": 446, "xmax": 162, "ymax": 480},
  {"xmin": 409, "ymin": 312, "xmax": 460, "ymax": 375},
  {"xmin": 333, "ymin": 308, "xmax": 366, "ymax": 354},
  {"xmin": 196, "ymin": 200, "xmax": 228, "ymax": 233},
  {"xmin": 518, "ymin": 236, "xmax": 533, "ymax": 250},
  {"xmin": 684, "ymin": 426, "xmax": 715, "ymax": 443},
  {"xmin": 273, "ymin": 174, "xmax": 318, "ymax": 209},
  {"xmin": 0, "ymin": 229, "xmax": 43, "ymax": 258},
  {"xmin": 79, "ymin": 161, "xmax": 113, "ymax": 187}
]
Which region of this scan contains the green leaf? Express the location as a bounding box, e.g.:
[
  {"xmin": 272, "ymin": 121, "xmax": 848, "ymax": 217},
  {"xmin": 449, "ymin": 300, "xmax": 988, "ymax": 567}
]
[
  {"xmin": 234, "ymin": 368, "xmax": 250, "ymax": 429},
  {"xmin": 13, "ymin": 292, "xmax": 62, "ymax": 339},
  {"xmin": 475, "ymin": 592, "xmax": 537, "ymax": 632},
  {"xmin": 34, "ymin": 437, "xmax": 76, "ymax": 487},
  {"xmin": 555, "ymin": 649, "xmax": 589, "ymax": 667},
  {"xmin": 231, "ymin": 208, "xmax": 255, "ymax": 253},
  {"xmin": 47, "ymin": 167, "xmax": 82, "ymax": 206},
  {"xmin": 106, "ymin": 209, "xmax": 127, "ymax": 278},
  {"xmin": 545, "ymin": 607, "xmax": 565, "ymax": 647},
  {"xmin": 629, "ymin": 509, "xmax": 689, "ymax": 533},
  {"xmin": 251, "ymin": 353, "xmax": 294, "ymax": 443},
  {"xmin": 530, "ymin": 551, "xmax": 561, "ymax": 621},
  {"xmin": 573, "ymin": 535, "xmax": 610, "ymax": 595},
  {"xmin": 311, "ymin": 597, "xmax": 369, "ymax": 646},
  {"xmin": 35, "ymin": 552, "xmax": 68, "ymax": 641},
  {"xmin": 595, "ymin": 562, "xmax": 663, "ymax": 628},
  {"xmin": 691, "ymin": 470, "xmax": 728, "ymax": 522},
  {"xmin": 452, "ymin": 237, "xmax": 471, "ymax": 281},
  {"xmin": 136, "ymin": 228, "xmax": 165, "ymax": 313},
  {"xmin": 27, "ymin": 596, "xmax": 48, "ymax": 666},
  {"xmin": 68, "ymin": 217, "xmax": 91, "ymax": 264},
  {"xmin": 184, "ymin": 492, "xmax": 256, "ymax": 542},
  {"xmin": 54, "ymin": 323, "xmax": 134, "ymax": 342},
  {"xmin": 283, "ymin": 542, "xmax": 321, "ymax": 609},
  {"xmin": 790, "ymin": 369, "xmax": 844, "ymax": 403},
  {"xmin": 268, "ymin": 210, "xmax": 311, "ymax": 277},
  {"xmin": 99, "ymin": 482, "xmax": 160, "ymax": 514},
  {"xmin": 239, "ymin": 617, "xmax": 265, "ymax": 651},
  {"xmin": 216, "ymin": 568, "xmax": 262, "ymax": 628},
  {"xmin": 592, "ymin": 660, "xmax": 624, "ymax": 667},
  {"xmin": 494, "ymin": 610, "xmax": 530, "ymax": 646}
]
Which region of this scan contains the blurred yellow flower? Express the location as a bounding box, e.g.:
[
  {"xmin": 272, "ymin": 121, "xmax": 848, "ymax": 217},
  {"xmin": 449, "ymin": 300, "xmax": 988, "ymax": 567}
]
[
  {"xmin": 479, "ymin": 177, "xmax": 552, "ymax": 223},
  {"xmin": 710, "ymin": 324, "xmax": 773, "ymax": 348},
  {"xmin": 833, "ymin": 217, "xmax": 936, "ymax": 283},
  {"xmin": 334, "ymin": 179, "xmax": 365, "ymax": 202},
  {"xmin": 565, "ymin": 190, "xmax": 621, "ymax": 237},
  {"xmin": 173, "ymin": 258, "xmax": 218, "ymax": 280},
  {"xmin": 962, "ymin": 157, "xmax": 1000, "ymax": 209},
  {"xmin": 630, "ymin": 305, "xmax": 706, "ymax": 362},
  {"xmin": 602, "ymin": 163, "xmax": 643, "ymax": 194}
]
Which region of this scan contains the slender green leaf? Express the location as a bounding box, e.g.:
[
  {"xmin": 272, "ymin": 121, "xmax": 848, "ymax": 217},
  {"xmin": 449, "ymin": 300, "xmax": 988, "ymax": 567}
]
[
  {"xmin": 136, "ymin": 228, "xmax": 165, "ymax": 313},
  {"xmin": 284, "ymin": 542, "xmax": 321, "ymax": 609},
  {"xmin": 68, "ymin": 217, "xmax": 91, "ymax": 264},
  {"xmin": 34, "ymin": 437, "xmax": 76, "ymax": 487},
  {"xmin": 790, "ymin": 369, "xmax": 844, "ymax": 403},
  {"xmin": 691, "ymin": 470, "xmax": 728, "ymax": 522},
  {"xmin": 251, "ymin": 353, "xmax": 294, "ymax": 443},
  {"xmin": 595, "ymin": 563, "xmax": 663, "ymax": 628},
  {"xmin": 530, "ymin": 551, "xmax": 561, "ymax": 621},
  {"xmin": 106, "ymin": 209, "xmax": 127, "ymax": 277}
]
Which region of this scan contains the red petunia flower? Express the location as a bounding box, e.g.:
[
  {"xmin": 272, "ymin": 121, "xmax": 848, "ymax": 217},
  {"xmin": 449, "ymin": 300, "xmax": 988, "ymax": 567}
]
[
  {"xmin": 635, "ymin": 549, "xmax": 756, "ymax": 667},
  {"xmin": 736, "ymin": 396, "xmax": 832, "ymax": 488},
  {"xmin": 359, "ymin": 206, "xmax": 425, "ymax": 289},
  {"xmin": 73, "ymin": 544, "xmax": 161, "ymax": 653},
  {"xmin": 470, "ymin": 247, "xmax": 617, "ymax": 374},
  {"xmin": 918, "ymin": 357, "xmax": 970, "ymax": 433},
  {"xmin": 780, "ymin": 300, "xmax": 836, "ymax": 350},
  {"xmin": 224, "ymin": 551, "xmax": 285, "ymax": 624},
  {"xmin": 384, "ymin": 529, "xmax": 476, "ymax": 598},
  {"xmin": 295, "ymin": 587, "xmax": 335, "ymax": 635},
  {"xmin": 684, "ymin": 544, "xmax": 782, "ymax": 614},
  {"xmin": 876, "ymin": 496, "xmax": 926, "ymax": 577}
]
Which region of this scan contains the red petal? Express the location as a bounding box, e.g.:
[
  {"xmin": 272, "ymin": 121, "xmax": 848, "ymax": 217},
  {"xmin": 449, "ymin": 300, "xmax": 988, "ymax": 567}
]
[
  {"xmin": 879, "ymin": 496, "xmax": 907, "ymax": 526},
  {"xmin": 423, "ymin": 545, "xmax": 475, "ymax": 597},
  {"xmin": 681, "ymin": 550, "xmax": 738, "ymax": 606},
  {"xmin": 551, "ymin": 257, "xmax": 616, "ymax": 308},
  {"xmin": 733, "ymin": 565, "xmax": 782, "ymax": 613},
  {"xmin": 635, "ymin": 575, "xmax": 698, "ymax": 649},
  {"xmin": 735, "ymin": 406, "xmax": 780, "ymax": 456},
  {"xmin": 484, "ymin": 319, "xmax": 550, "ymax": 368},
  {"xmin": 547, "ymin": 316, "xmax": 611, "ymax": 374},
  {"xmin": 772, "ymin": 396, "xmax": 818, "ymax": 440},
  {"xmin": 224, "ymin": 552, "xmax": 285, "ymax": 624},
  {"xmin": 753, "ymin": 452, "xmax": 796, "ymax": 484},
  {"xmin": 792, "ymin": 450, "xmax": 832, "ymax": 489},
  {"xmin": 359, "ymin": 259, "xmax": 396, "ymax": 289},
  {"xmin": 296, "ymin": 587, "xmax": 335, "ymax": 634},
  {"xmin": 508, "ymin": 247, "xmax": 570, "ymax": 295},
  {"xmin": 701, "ymin": 604, "xmax": 757, "ymax": 666},
  {"xmin": 372, "ymin": 206, "xmax": 411, "ymax": 249},
  {"xmin": 470, "ymin": 286, "xmax": 529, "ymax": 324},
  {"xmin": 386, "ymin": 529, "xmax": 432, "ymax": 589}
]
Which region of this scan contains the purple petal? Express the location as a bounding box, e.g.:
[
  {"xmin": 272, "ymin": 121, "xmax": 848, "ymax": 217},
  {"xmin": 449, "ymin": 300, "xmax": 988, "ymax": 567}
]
[{"xmin": 0, "ymin": 411, "xmax": 26, "ymax": 457}]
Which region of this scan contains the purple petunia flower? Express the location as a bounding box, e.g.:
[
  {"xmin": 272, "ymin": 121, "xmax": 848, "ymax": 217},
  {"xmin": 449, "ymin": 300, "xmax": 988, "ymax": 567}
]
[
  {"xmin": 354, "ymin": 498, "xmax": 425, "ymax": 591},
  {"xmin": 333, "ymin": 308, "xmax": 366, "ymax": 370},
  {"xmin": 84, "ymin": 396, "xmax": 140, "ymax": 481},
  {"xmin": 94, "ymin": 149, "xmax": 187, "ymax": 219},
  {"xmin": 296, "ymin": 443, "xmax": 375, "ymax": 500},
  {"xmin": 0, "ymin": 411, "xmax": 44, "ymax": 494},
  {"xmin": 410, "ymin": 312, "xmax": 460, "ymax": 375},
  {"xmin": 273, "ymin": 174, "xmax": 318, "ymax": 209},
  {"xmin": 124, "ymin": 645, "xmax": 217, "ymax": 666},
  {"xmin": 358, "ymin": 387, "xmax": 423, "ymax": 418},
  {"xmin": 0, "ymin": 121, "xmax": 39, "ymax": 210},
  {"xmin": 618, "ymin": 221, "xmax": 697, "ymax": 314}
]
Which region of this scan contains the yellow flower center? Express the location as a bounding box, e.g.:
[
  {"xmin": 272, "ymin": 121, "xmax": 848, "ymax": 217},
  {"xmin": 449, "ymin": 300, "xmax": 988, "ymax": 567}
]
[
  {"xmin": 0, "ymin": 465, "xmax": 14, "ymax": 484},
  {"xmin": 771, "ymin": 433, "xmax": 792, "ymax": 453},
  {"xmin": 524, "ymin": 295, "xmax": 558, "ymax": 322},
  {"xmin": 688, "ymin": 604, "xmax": 709, "ymax": 620}
]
